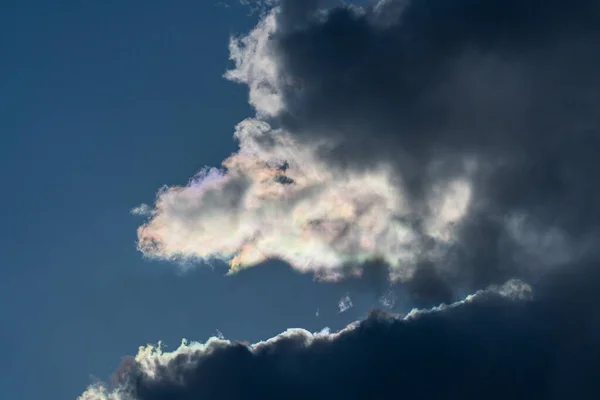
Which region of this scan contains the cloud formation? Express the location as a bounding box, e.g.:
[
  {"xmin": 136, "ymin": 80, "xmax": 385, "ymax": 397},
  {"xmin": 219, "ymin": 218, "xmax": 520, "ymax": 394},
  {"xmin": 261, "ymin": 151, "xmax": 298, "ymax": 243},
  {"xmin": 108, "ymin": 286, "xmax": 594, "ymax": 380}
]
[
  {"xmin": 78, "ymin": 273, "xmax": 600, "ymax": 399},
  {"xmin": 136, "ymin": 0, "xmax": 600, "ymax": 292},
  {"xmin": 87, "ymin": 2, "xmax": 600, "ymax": 398},
  {"xmin": 130, "ymin": 204, "xmax": 153, "ymax": 217},
  {"xmin": 337, "ymin": 293, "xmax": 353, "ymax": 312},
  {"xmin": 80, "ymin": 2, "xmax": 600, "ymax": 399}
]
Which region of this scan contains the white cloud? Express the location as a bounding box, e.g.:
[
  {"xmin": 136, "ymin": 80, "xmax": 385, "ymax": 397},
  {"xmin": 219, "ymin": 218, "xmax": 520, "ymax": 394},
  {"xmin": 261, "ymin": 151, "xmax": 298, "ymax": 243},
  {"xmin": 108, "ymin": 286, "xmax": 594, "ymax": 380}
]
[
  {"xmin": 224, "ymin": 11, "xmax": 282, "ymax": 117},
  {"xmin": 130, "ymin": 204, "xmax": 152, "ymax": 217},
  {"xmin": 137, "ymin": 116, "xmax": 473, "ymax": 280},
  {"xmin": 338, "ymin": 293, "xmax": 353, "ymax": 313}
]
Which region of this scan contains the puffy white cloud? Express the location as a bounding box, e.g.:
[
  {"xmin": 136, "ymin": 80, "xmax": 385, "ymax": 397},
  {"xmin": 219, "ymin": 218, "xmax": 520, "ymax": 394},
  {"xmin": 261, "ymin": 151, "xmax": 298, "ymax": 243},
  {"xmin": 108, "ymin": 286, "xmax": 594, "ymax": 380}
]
[{"xmin": 137, "ymin": 116, "xmax": 473, "ymax": 280}]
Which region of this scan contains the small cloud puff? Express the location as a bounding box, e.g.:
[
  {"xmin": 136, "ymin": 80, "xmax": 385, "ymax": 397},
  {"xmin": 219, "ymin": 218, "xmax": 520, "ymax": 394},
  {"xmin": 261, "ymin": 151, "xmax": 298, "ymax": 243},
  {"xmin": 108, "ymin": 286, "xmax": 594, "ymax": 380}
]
[{"xmin": 130, "ymin": 204, "xmax": 153, "ymax": 217}]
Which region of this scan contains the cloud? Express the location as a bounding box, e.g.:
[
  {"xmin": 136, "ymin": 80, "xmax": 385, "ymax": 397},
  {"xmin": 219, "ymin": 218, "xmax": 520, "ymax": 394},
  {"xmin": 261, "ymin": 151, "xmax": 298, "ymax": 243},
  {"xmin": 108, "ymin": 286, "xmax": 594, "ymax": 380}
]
[
  {"xmin": 78, "ymin": 274, "xmax": 600, "ymax": 399},
  {"xmin": 137, "ymin": 0, "xmax": 600, "ymax": 294},
  {"xmin": 337, "ymin": 293, "xmax": 353, "ymax": 312},
  {"xmin": 130, "ymin": 204, "xmax": 153, "ymax": 217},
  {"xmin": 378, "ymin": 289, "xmax": 395, "ymax": 309}
]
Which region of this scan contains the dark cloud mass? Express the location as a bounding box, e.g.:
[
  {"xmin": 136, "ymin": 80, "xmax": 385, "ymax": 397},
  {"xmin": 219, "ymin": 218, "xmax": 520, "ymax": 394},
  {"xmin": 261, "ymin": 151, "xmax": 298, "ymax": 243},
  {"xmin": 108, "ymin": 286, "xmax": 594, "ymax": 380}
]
[
  {"xmin": 273, "ymin": 0, "xmax": 600, "ymax": 289},
  {"xmin": 81, "ymin": 267, "xmax": 600, "ymax": 400}
]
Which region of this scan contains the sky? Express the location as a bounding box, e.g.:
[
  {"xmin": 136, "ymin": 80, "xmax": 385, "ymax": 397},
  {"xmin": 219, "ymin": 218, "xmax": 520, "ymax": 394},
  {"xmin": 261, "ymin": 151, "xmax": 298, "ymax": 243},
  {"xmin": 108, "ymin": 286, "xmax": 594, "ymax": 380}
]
[
  {"xmin": 2, "ymin": 1, "xmax": 600, "ymax": 399},
  {"xmin": 1, "ymin": 2, "xmax": 379, "ymax": 399}
]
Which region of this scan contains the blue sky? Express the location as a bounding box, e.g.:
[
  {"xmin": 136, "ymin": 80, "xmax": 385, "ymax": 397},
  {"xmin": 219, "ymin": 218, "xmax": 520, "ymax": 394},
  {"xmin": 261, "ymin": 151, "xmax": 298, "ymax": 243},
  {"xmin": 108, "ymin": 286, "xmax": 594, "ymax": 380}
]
[{"xmin": 0, "ymin": 2, "xmax": 380, "ymax": 399}]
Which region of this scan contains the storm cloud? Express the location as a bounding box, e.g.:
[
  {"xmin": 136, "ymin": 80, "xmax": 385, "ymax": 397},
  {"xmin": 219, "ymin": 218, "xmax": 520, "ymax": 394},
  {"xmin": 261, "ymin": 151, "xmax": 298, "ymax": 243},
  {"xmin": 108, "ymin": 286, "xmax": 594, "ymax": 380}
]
[
  {"xmin": 78, "ymin": 1, "xmax": 600, "ymax": 399},
  {"xmin": 135, "ymin": 0, "xmax": 600, "ymax": 293},
  {"xmin": 78, "ymin": 270, "xmax": 600, "ymax": 400}
]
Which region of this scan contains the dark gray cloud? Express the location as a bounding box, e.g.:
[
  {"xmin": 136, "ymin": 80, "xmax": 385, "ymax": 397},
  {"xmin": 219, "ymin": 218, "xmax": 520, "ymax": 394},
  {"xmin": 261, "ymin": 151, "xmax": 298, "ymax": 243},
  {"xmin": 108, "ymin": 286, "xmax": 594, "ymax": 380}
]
[
  {"xmin": 80, "ymin": 266, "xmax": 600, "ymax": 400},
  {"xmin": 269, "ymin": 0, "xmax": 600, "ymax": 290}
]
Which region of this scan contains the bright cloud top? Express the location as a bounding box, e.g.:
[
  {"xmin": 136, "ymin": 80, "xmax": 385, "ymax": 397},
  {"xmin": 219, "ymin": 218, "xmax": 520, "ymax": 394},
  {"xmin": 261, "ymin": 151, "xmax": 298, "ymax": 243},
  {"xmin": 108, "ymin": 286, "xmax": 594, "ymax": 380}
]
[{"xmin": 137, "ymin": 116, "xmax": 472, "ymax": 280}]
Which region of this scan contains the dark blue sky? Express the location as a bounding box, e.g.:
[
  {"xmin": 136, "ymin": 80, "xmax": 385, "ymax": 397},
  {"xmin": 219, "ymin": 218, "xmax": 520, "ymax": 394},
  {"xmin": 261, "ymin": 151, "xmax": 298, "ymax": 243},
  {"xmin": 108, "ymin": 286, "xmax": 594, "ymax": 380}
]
[{"xmin": 0, "ymin": 2, "xmax": 380, "ymax": 399}]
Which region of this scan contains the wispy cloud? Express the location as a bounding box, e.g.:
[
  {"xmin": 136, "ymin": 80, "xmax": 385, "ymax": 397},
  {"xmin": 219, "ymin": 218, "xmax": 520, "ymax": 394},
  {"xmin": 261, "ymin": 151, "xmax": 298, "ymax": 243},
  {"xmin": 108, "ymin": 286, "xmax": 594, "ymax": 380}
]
[
  {"xmin": 130, "ymin": 204, "xmax": 153, "ymax": 217},
  {"xmin": 337, "ymin": 293, "xmax": 353, "ymax": 313}
]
